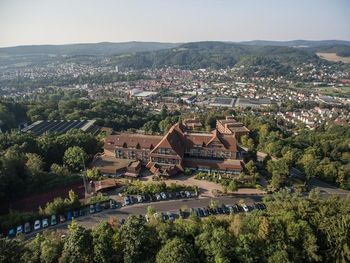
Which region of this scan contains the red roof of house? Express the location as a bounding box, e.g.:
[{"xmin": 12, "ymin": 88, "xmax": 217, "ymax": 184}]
[{"xmin": 104, "ymin": 133, "xmax": 163, "ymax": 151}]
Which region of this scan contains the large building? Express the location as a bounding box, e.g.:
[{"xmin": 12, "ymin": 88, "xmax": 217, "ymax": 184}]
[
  {"xmin": 99, "ymin": 118, "xmax": 247, "ymax": 177},
  {"xmin": 216, "ymin": 116, "xmax": 250, "ymax": 139}
]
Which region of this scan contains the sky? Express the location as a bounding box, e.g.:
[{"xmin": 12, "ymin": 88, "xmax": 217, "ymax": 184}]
[{"xmin": 0, "ymin": 0, "xmax": 349, "ymax": 47}]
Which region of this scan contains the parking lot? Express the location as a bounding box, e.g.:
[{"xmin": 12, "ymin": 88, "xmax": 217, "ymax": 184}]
[{"xmin": 13, "ymin": 194, "xmax": 264, "ymax": 239}]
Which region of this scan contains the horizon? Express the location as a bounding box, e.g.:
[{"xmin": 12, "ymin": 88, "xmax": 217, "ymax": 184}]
[
  {"xmin": 0, "ymin": 0, "xmax": 349, "ymax": 47},
  {"xmin": 1, "ymin": 39, "xmax": 350, "ymax": 49}
]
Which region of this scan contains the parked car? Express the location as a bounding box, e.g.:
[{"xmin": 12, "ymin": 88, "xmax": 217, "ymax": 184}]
[
  {"xmin": 175, "ymin": 192, "xmax": 181, "ymax": 198},
  {"xmin": 217, "ymin": 207, "xmax": 223, "ymax": 214},
  {"xmin": 160, "ymin": 192, "xmax": 167, "ymax": 200},
  {"xmin": 73, "ymin": 210, "xmax": 79, "ymax": 218},
  {"xmin": 253, "ymin": 203, "xmax": 260, "ymax": 210},
  {"xmin": 232, "ymin": 204, "xmax": 240, "ymax": 213},
  {"xmin": 24, "ymin": 222, "xmax": 31, "ymax": 233},
  {"xmin": 42, "ymin": 218, "xmax": 49, "ymax": 228},
  {"xmin": 110, "ymin": 199, "xmax": 116, "ymax": 209},
  {"xmin": 79, "ymin": 209, "xmax": 86, "ymax": 217},
  {"xmin": 95, "ymin": 203, "xmax": 102, "ymax": 212},
  {"xmin": 203, "ymin": 207, "xmax": 210, "ymax": 216},
  {"xmin": 258, "ymin": 203, "xmax": 266, "ymax": 210},
  {"xmin": 242, "ymin": 204, "xmax": 249, "ymax": 212},
  {"xmin": 59, "ymin": 215, "xmax": 66, "ymax": 223},
  {"xmin": 67, "ymin": 211, "xmax": 73, "ymax": 220},
  {"xmin": 8, "ymin": 229, "xmax": 15, "ymax": 237},
  {"xmin": 226, "ymin": 205, "xmax": 234, "ymax": 214},
  {"xmin": 197, "ymin": 208, "xmax": 204, "ymax": 217},
  {"xmin": 185, "ymin": 191, "xmax": 191, "ymax": 198},
  {"xmin": 34, "ymin": 220, "xmax": 41, "ymax": 230},
  {"xmin": 221, "ymin": 204, "xmax": 229, "ymax": 214},
  {"xmin": 16, "ymin": 225, "xmax": 23, "ymax": 234},
  {"xmin": 51, "ymin": 215, "xmax": 57, "ymax": 226},
  {"xmin": 123, "ymin": 196, "xmax": 131, "ymax": 206},
  {"xmin": 90, "ymin": 204, "xmax": 96, "ymax": 213},
  {"xmin": 137, "ymin": 195, "xmax": 143, "ymax": 203},
  {"xmin": 155, "ymin": 193, "xmax": 161, "ymax": 201},
  {"xmin": 180, "ymin": 191, "xmax": 186, "ymax": 198},
  {"xmin": 167, "ymin": 212, "xmax": 175, "ymax": 221}
]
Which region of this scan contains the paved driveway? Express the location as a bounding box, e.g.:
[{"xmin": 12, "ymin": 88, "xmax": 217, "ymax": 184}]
[{"xmin": 141, "ymin": 174, "xmax": 266, "ymax": 197}]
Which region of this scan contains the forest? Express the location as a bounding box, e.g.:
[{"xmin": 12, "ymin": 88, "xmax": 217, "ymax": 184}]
[{"xmin": 1, "ymin": 190, "xmax": 349, "ymax": 263}]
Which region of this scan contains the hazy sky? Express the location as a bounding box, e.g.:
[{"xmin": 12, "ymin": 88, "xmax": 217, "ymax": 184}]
[{"xmin": 0, "ymin": 0, "xmax": 349, "ymax": 47}]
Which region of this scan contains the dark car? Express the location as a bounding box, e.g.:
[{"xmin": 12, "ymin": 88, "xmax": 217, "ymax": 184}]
[
  {"xmin": 73, "ymin": 211, "xmax": 79, "ymax": 218},
  {"xmin": 50, "ymin": 215, "xmax": 57, "ymax": 226},
  {"xmin": 175, "ymin": 192, "xmax": 181, "ymax": 198},
  {"xmin": 110, "ymin": 199, "xmax": 116, "ymax": 209},
  {"xmin": 95, "ymin": 203, "xmax": 102, "ymax": 212},
  {"xmin": 67, "ymin": 211, "xmax": 73, "ymax": 220},
  {"xmin": 208, "ymin": 206, "xmax": 216, "ymax": 215},
  {"xmin": 79, "ymin": 209, "xmax": 86, "ymax": 217},
  {"xmin": 90, "ymin": 204, "xmax": 96, "ymax": 213},
  {"xmin": 8, "ymin": 229, "xmax": 16, "ymax": 238},
  {"xmin": 216, "ymin": 207, "xmax": 223, "ymax": 214},
  {"xmin": 59, "ymin": 215, "xmax": 66, "ymax": 223},
  {"xmin": 232, "ymin": 204, "xmax": 240, "ymax": 213},
  {"xmin": 197, "ymin": 208, "xmax": 204, "ymax": 217},
  {"xmin": 24, "ymin": 222, "xmax": 32, "ymax": 233}
]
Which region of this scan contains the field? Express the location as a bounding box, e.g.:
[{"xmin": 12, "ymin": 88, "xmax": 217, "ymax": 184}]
[
  {"xmin": 316, "ymin": 52, "xmax": 350, "ymax": 63},
  {"xmin": 315, "ymin": 86, "xmax": 350, "ymax": 97}
]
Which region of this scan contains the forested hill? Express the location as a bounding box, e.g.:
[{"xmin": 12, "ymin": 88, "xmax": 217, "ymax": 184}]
[
  {"xmin": 112, "ymin": 41, "xmax": 321, "ymax": 70},
  {"xmin": 241, "ymin": 40, "xmax": 350, "ymax": 57},
  {"xmin": 0, "ymin": 41, "xmax": 180, "ymax": 57}
]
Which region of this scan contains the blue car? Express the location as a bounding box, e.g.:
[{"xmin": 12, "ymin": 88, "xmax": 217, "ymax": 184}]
[
  {"xmin": 8, "ymin": 229, "xmax": 16, "ymax": 238},
  {"xmin": 67, "ymin": 211, "xmax": 73, "ymax": 220}
]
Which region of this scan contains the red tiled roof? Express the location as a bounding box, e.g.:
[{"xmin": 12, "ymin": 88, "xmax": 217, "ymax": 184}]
[
  {"xmin": 104, "ymin": 133, "xmax": 162, "ymax": 151},
  {"xmin": 151, "ymin": 124, "xmax": 185, "ymax": 157}
]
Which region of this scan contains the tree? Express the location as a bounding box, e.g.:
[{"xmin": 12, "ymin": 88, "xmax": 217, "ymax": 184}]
[
  {"xmin": 227, "ymin": 180, "xmax": 238, "ymax": 192},
  {"xmin": 92, "ymin": 222, "xmax": 116, "ymax": 263},
  {"xmin": 63, "ymin": 146, "xmax": 88, "ymax": 172},
  {"xmin": 40, "ymin": 232, "xmax": 64, "ymax": 263},
  {"xmin": 50, "ymin": 163, "xmax": 70, "ymax": 177},
  {"xmin": 60, "ymin": 221, "xmax": 93, "ymax": 263},
  {"xmin": 156, "ymin": 237, "xmax": 196, "ymax": 263},
  {"xmin": 142, "ymin": 120, "xmax": 159, "ymax": 134},
  {"xmin": 121, "ymin": 215, "xmax": 158, "ymax": 263},
  {"xmin": 0, "ymin": 238, "xmax": 25, "ymax": 263},
  {"xmin": 25, "ymin": 153, "xmax": 44, "ymax": 176},
  {"xmin": 86, "ymin": 168, "xmax": 101, "ymax": 180}
]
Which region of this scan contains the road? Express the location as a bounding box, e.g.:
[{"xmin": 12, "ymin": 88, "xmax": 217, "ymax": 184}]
[
  {"xmin": 25, "ymin": 195, "xmax": 263, "ymax": 238},
  {"xmin": 308, "ymin": 177, "xmax": 349, "ymax": 196}
]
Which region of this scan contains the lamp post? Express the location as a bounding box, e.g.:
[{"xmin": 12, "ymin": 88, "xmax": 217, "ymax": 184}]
[{"xmin": 81, "ymin": 153, "xmax": 89, "ymax": 198}]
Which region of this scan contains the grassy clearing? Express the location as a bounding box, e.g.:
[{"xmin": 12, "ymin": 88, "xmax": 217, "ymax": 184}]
[{"xmin": 316, "ymin": 52, "xmax": 350, "ymax": 63}]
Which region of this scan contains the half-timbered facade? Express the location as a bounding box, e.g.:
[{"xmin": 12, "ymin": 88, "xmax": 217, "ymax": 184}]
[{"xmin": 103, "ymin": 120, "xmax": 245, "ymax": 177}]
